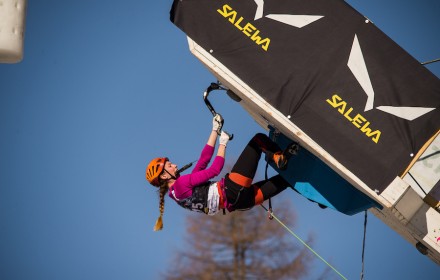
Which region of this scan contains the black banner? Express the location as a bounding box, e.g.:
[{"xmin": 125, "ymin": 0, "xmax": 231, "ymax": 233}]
[{"xmin": 170, "ymin": 0, "xmax": 440, "ymax": 192}]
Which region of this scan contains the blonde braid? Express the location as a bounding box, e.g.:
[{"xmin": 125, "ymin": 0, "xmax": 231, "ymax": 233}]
[{"xmin": 153, "ymin": 183, "xmax": 168, "ymax": 231}]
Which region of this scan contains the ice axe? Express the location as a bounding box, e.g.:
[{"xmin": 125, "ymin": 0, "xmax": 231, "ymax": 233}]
[{"xmin": 203, "ymin": 82, "xmax": 234, "ymax": 140}]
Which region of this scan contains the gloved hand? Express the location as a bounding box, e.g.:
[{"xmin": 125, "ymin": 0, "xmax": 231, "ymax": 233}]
[
  {"xmin": 212, "ymin": 113, "xmax": 224, "ymax": 134},
  {"xmin": 219, "ymin": 131, "xmax": 230, "ymax": 147}
]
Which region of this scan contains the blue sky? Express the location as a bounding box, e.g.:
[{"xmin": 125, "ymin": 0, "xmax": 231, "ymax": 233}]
[{"xmin": 0, "ymin": 0, "xmax": 439, "ymax": 279}]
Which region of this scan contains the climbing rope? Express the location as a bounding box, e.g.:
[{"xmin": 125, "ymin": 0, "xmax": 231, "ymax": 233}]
[
  {"xmin": 260, "ymin": 204, "xmax": 348, "ymax": 280},
  {"xmin": 407, "ymin": 150, "xmax": 440, "ymax": 196},
  {"xmin": 360, "ymin": 210, "xmax": 368, "ymax": 280},
  {"xmin": 265, "ymin": 162, "xmax": 274, "ymax": 220},
  {"xmin": 262, "ymin": 158, "xmax": 346, "ymax": 279},
  {"xmin": 407, "ymin": 172, "xmax": 428, "ymax": 196}
]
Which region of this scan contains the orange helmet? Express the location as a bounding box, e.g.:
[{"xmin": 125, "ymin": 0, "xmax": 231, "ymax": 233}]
[{"xmin": 146, "ymin": 157, "xmax": 168, "ymax": 187}]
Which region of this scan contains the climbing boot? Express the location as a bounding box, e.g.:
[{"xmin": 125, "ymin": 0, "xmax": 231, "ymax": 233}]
[{"xmin": 273, "ymin": 142, "xmax": 299, "ymax": 170}]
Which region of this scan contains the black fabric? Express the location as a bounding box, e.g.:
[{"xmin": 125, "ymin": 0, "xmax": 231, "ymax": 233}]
[
  {"xmin": 225, "ymin": 133, "xmax": 287, "ymax": 210},
  {"xmin": 173, "ymin": 183, "xmax": 211, "ymax": 214},
  {"xmin": 224, "ymin": 176, "xmax": 251, "ymax": 210},
  {"xmin": 254, "ymin": 174, "xmax": 290, "ymax": 200},
  {"xmin": 171, "ymin": 0, "xmax": 440, "ymax": 192},
  {"xmin": 231, "ymin": 133, "xmax": 280, "ymax": 178},
  {"xmin": 225, "ymin": 174, "xmax": 289, "ymax": 210}
]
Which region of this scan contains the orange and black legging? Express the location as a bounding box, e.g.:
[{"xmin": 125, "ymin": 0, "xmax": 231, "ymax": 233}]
[{"xmin": 224, "ymin": 133, "xmax": 291, "ymax": 210}]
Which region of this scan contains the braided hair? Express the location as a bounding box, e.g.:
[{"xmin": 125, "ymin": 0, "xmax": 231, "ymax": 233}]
[{"xmin": 153, "ymin": 179, "xmax": 168, "ymax": 231}]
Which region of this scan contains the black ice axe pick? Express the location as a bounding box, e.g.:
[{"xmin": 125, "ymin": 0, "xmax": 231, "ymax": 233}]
[{"xmin": 203, "ymin": 82, "xmax": 233, "ymax": 140}]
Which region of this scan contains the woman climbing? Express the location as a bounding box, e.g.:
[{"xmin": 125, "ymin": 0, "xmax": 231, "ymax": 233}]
[{"xmin": 146, "ymin": 114, "xmax": 297, "ymax": 231}]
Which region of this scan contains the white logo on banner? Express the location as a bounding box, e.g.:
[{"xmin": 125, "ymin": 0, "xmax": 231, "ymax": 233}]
[
  {"xmin": 253, "ymin": 0, "xmax": 323, "ymax": 28},
  {"xmin": 348, "ymin": 34, "xmax": 436, "ymax": 121},
  {"xmin": 250, "ymin": 1, "xmax": 435, "ymax": 121}
]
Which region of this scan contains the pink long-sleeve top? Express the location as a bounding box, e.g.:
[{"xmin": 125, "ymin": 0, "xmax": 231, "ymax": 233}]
[{"xmin": 169, "ymin": 144, "xmax": 225, "ymax": 201}]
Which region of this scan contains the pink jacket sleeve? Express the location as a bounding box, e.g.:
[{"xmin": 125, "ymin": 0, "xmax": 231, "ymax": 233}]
[{"xmin": 170, "ymin": 144, "xmax": 224, "ymax": 200}]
